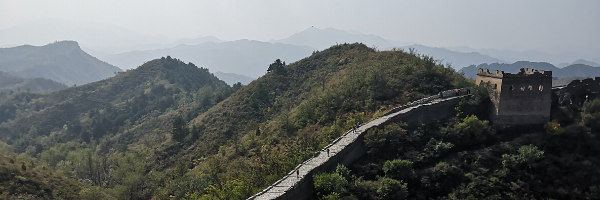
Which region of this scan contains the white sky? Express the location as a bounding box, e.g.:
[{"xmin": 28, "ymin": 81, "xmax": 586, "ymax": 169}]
[{"xmin": 1, "ymin": 0, "xmax": 599, "ymax": 53}]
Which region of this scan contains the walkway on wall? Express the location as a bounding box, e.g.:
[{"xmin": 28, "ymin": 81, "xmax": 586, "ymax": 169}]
[{"xmin": 248, "ymin": 89, "xmax": 469, "ymax": 200}]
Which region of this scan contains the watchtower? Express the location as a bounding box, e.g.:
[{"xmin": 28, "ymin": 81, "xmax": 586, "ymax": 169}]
[{"xmin": 476, "ymin": 68, "xmax": 552, "ymax": 127}]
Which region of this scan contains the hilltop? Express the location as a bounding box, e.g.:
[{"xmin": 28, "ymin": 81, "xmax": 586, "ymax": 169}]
[
  {"xmin": 0, "ymin": 41, "xmax": 122, "ymax": 86},
  {"xmin": 165, "ymin": 43, "xmax": 470, "ymax": 199},
  {"xmin": 0, "ymin": 56, "xmax": 233, "ymax": 152},
  {"xmin": 0, "ymin": 56, "xmax": 239, "ymax": 199}
]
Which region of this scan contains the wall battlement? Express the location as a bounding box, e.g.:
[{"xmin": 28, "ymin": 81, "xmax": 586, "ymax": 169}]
[
  {"xmin": 477, "ymin": 68, "xmax": 552, "ymax": 79},
  {"xmin": 248, "ymin": 91, "xmax": 468, "ymax": 200}
]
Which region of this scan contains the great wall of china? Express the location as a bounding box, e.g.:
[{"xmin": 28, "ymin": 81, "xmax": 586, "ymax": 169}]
[{"xmin": 248, "ymin": 88, "xmax": 470, "ymax": 200}]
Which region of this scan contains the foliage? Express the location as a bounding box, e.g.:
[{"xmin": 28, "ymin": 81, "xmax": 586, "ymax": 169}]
[
  {"xmin": 0, "ymin": 153, "xmax": 82, "ymax": 199},
  {"xmin": 582, "ymin": 99, "xmax": 600, "ymax": 132},
  {"xmin": 544, "ymin": 120, "xmax": 564, "ymax": 135},
  {"xmin": 445, "ymin": 115, "xmax": 492, "ymax": 146},
  {"xmin": 0, "ymin": 44, "xmax": 471, "ymax": 199},
  {"xmin": 377, "ymin": 177, "xmax": 408, "ymax": 200},
  {"xmin": 502, "ymin": 144, "xmax": 544, "ymax": 169},
  {"xmin": 313, "ymin": 172, "xmax": 348, "ymax": 197},
  {"xmin": 172, "ymin": 115, "xmax": 189, "ymax": 142},
  {"xmin": 267, "ymin": 59, "xmax": 286, "ymax": 74},
  {"xmin": 382, "ymin": 159, "xmax": 414, "ymax": 180},
  {"xmin": 200, "ymin": 179, "xmax": 254, "ymax": 200}
]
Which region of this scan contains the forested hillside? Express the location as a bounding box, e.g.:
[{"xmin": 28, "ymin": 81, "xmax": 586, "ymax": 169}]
[
  {"xmin": 0, "ymin": 71, "xmax": 68, "ymax": 93},
  {"xmin": 169, "ymin": 43, "xmax": 471, "ymax": 199},
  {"xmin": 0, "ymin": 43, "xmax": 471, "ymax": 199},
  {"xmin": 0, "ymin": 41, "xmax": 122, "ymax": 86},
  {"xmin": 0, "ymin": 56, "xmax": 239, "ymax": 199}
]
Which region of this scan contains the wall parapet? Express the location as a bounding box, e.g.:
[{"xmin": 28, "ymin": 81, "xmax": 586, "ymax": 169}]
[
  {"xmin": 247, "ymin": 90, "xmax": 469, "ymax": 200},
  {"xmin": 477, "ymin": 68, "xmax": 552, "ymax": 79}
]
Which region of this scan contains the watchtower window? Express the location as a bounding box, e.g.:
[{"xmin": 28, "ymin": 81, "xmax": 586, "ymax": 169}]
[
  {"xmin": 539, "ymin": 85, "xmax": 543, "ymax": 91},
  {"xmin": 509, "ymin": 85, "xmax": 514, "ymax": 90},
  {"xmin": 493, "ymin": 84, "xmax": 497, "ymax": 89},
  {"xmin": 520, "ymin": 86, "xmax": 525, "ymax": 91},
  {"xmin": 528, "ymin": 85, "xmax": 532, "ymax": 91}
]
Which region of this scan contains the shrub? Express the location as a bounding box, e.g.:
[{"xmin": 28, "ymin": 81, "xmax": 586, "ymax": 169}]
[
  {"xmin": 582, "ymin": 99, "xmax": 600, "ymax": 133},
  {"xmin": 377, "ymin": 177, "xmax": 408, "ymax": 200},
  {"xmin": 382, "ymin": 159, "xmax": 414, "ymax": 180},
  {"xmin": 446, "ymin": 115, "xmax": 492, "ymax": 146},
  {"xmin": 502, "ymin": 144, "xmax": 544, "ymax": 169},
  {"xmin": 313, "ymin": 172, "xmax": 348, "ymax": 197},
  {"xmin": 544, "ymin": 120, "xmax": 564, "ymax": 135}
]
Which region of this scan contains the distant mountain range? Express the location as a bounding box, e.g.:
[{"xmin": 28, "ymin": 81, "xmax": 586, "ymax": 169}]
[
  {"xmin": 556, "ymin": 59, "xmax": 600, "ymax": 68},
  {"xmin": 213, "ymin": 71, "xmax": 254, "ymax": 86},
  {"xmin": 401, "ymin": 44, "xmax": 507, "ymax": 69},
  {"xmin": 272, "ymin": 27, "xmax": 397, "ymax": 50},
  {"xmin": 460, "ymin": 61, "xmax": 600, "ymax": 81},
  {"xmin": 271, "ymin": 28, "xmax": 507, "ymax": 70},
  {"xmin": 0, "ymin": 71, "xmax": 67, "ymax": 93},
  {"xmin": 100, "ymin": 39, "xmax": 314, "ymax": 78},
  {"xmin": 0, "ymin": 41, "xmax": 122, "ymax": 86}
]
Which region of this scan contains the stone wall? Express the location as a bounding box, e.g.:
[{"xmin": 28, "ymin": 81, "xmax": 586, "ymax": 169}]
[
  {"xmin": 248, "ymin": 93, "xmax": 468, "ymax": 200},
  {"xmin": 476, "ymin": 68, "xmax": 552, "ymax": 127}
]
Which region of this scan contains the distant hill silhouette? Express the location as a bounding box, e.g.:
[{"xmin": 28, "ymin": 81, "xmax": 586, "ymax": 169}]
[
  {"xmin": 557, "ymin": 59, "xmax": 600, "ymax": 68},
  {"xmin": 214, "ymin": 71, "xmax": 254, "ymax": 85},
  {"xmin": 0, "ymin": 41, "xmax": 122, "ymax": 86},
  {"xmin": 102, "ymin": 40, "xmax": 314, "ymax": 78},
  {"xmin": 273, "ymin": 27, "xmax": 395, "ymax": 50},
  {"xmin": 460, "ymin": 61, "xmax": 600, "ymax": 80},
  {"xmin": 272, "ymin": 27, "xmax": 506, "ymax": 70},
  {"xmin": 0, "ymin": 71, "xmax": 67, "ymax": 93},
  {"xmin": 400, "ymin": 44, "xmax": 507, "ymax": 70}
]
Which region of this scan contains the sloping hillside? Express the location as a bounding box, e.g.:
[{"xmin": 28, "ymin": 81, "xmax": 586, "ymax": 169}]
[
  {"xmin": 0, "ymin": 71, "xmax": 68, "ymax": 93},
  {"xmin": 165, "ymin": 43, "xmax": 471, "ymax": 199},
  {"xmin": 0, "ymin": 56, "xmax": 233, "ymax": 153},
  {"xmin": 0, "ymin": 41, "xmax": 122, "ymax": 86},
  {"xmin": 0, "ymin": 152, "xmax": 82, "ymax": 199},
  {"xmin": 0, "ymin": 56, "xmax": 238, "ymax": 199}
]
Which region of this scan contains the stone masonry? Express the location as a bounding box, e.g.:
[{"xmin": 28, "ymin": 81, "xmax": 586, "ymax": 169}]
[{"xmin": 476, "ymin": 68, "xmax": 552, "ymax": 127}]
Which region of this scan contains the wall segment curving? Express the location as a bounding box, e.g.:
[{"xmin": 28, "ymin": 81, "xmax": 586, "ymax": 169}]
[{"xmin": 248, "ymin": 90, "xmax": 469, "ymax": 200}]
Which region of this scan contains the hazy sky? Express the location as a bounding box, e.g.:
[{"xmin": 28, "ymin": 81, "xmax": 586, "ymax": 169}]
[{"xmin": 1, "ymin": 0, "xmax": 599, "ymax": 53}]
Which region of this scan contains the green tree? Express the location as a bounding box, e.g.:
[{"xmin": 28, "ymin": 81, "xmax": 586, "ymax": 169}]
[
  {"xmin": 502, "ymin": 144, "xmax": 544, "ymax": 170},
  {"xmin": 172, "ymin": 116, "xmax": 189, "ymax": 142},
  {"xmin": 377, "ymin": 177, "xmax": 408, "ymax": 200},
  {"xmin": 446, "ymin": 115, "xmax": 491, "ymax": 146},
  {"xmin": 313, "ymin": 172, "xmax": 348, "ymax": 197},
  {"xmin": 582, "ymin": 99, "xmax": 600, "ymax": 133},
  {"xmin": 267, "ymin": 59, "xmax": 286, "ymax": 74},
  {"xmin": 382, "ymin": 159, "xmax": 414, "ymax": 180}
]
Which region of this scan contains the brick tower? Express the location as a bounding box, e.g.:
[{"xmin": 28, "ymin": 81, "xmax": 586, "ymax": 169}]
[{"xmin": 476, "ymin": 68, "xmax": 552, "ymax": 127}]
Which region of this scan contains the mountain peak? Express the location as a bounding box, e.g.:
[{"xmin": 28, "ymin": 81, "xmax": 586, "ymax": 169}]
[
  {"xmin": 275, "ymin": 27, "xmax": 393, "ymax": 50},
  {"xmin": 45, "ymin": 40, "xmax": 81, "ymax": 50}
]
